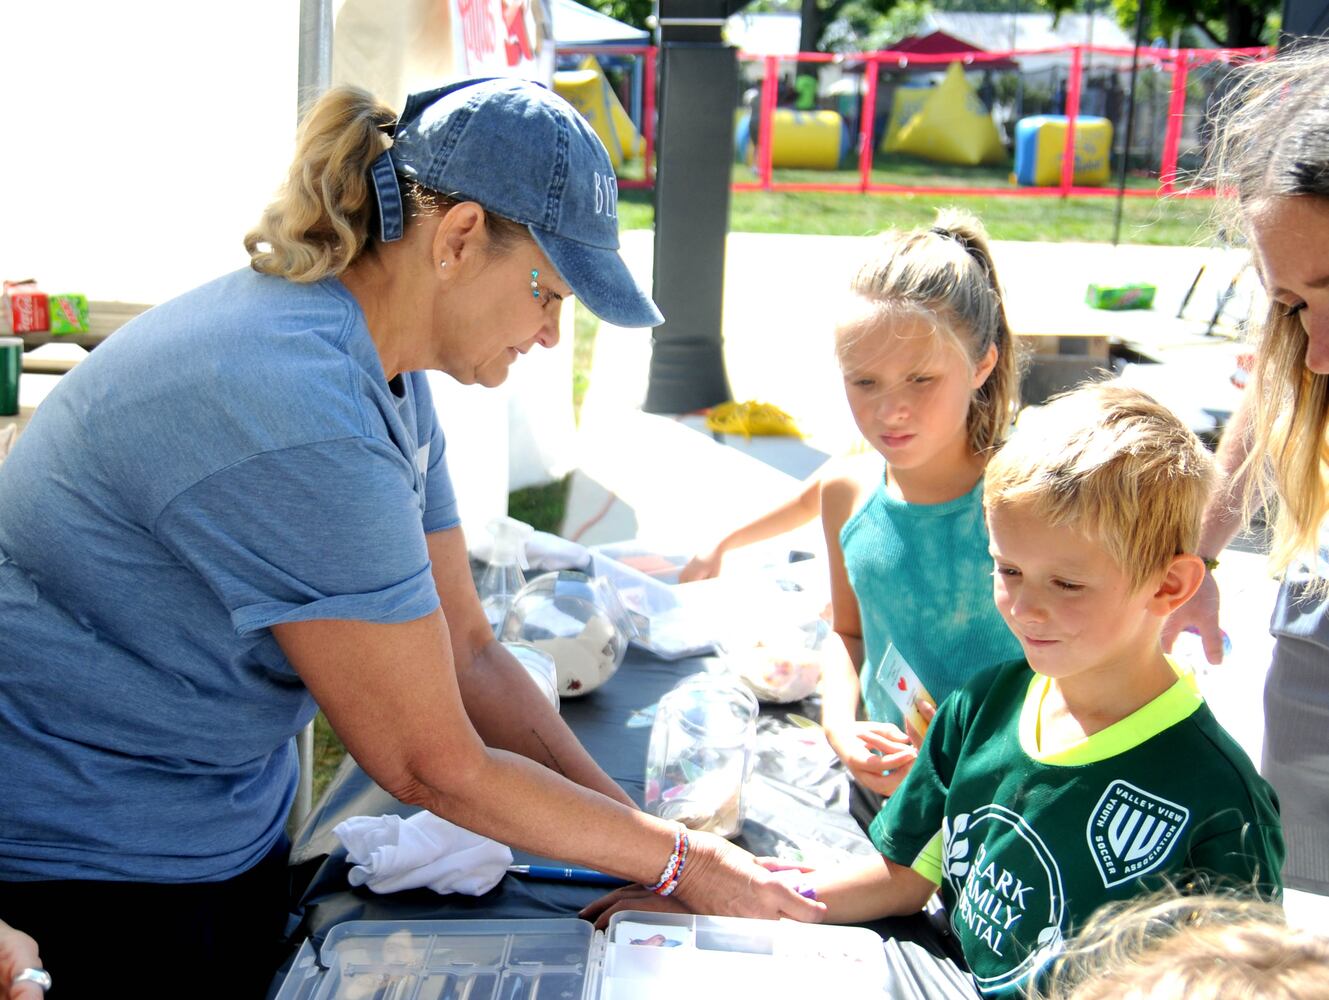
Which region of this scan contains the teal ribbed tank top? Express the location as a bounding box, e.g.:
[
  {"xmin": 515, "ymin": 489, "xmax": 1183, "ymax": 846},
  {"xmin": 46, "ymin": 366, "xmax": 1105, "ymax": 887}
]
[{"xmin": 839, "ymin": 474, "xmax": 1023, "ymax": 726}]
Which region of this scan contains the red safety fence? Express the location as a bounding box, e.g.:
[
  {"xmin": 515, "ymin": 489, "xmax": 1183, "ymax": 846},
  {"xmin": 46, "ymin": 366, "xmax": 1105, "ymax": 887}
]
[
  {"xmin": 559, "ymin": 42, "xmax": 1272, "ymax": 198},
  {"xmin": 737, "ymin": 44, "xmax": 1272, "ymax": 198}
]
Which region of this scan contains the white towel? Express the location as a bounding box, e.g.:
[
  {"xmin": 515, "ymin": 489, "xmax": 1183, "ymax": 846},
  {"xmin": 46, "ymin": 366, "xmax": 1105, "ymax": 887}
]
[{"xmin": 334, "ymin": 811, "xmax": 513, "ymax": 896}]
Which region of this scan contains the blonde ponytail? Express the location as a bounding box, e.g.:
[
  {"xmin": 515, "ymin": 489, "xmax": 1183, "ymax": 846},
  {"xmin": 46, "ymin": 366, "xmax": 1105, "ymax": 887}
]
[{"xmin": 245, "ymin": 86, "xmax": 396, "ymax": 282}]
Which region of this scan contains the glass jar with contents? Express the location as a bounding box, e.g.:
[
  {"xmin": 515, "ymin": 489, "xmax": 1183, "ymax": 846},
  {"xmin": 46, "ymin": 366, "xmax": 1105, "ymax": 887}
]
[{"xmin": 644, "ymin": 673, "xmax": 759, "ymax": 838}]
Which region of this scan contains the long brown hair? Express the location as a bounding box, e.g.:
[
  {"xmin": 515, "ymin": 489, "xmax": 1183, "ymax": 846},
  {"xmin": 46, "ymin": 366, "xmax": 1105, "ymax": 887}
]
[{"xmin": 1202, "ymin": 41, "xmax": 1329, "ymax": 577}]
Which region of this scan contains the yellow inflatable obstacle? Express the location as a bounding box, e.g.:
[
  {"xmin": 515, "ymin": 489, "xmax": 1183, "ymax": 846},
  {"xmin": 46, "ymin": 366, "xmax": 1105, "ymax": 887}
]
[
  {"xmin": 554, "ymin": 57, "xmax": 643, "ymax": 168},
  {"xmin": 1013, "ymin": 115, "xmax": 1113, "ymax": 186},
  {"xmin": 882, "ymin": 87, "xmax": 931, "ymax": 153},
  {"xmin": 882, "ymin": 62, "xmax": 1006, "ymax": 166},
  {"xmin": 767, "ymin": 109, "xmax": 843, "ymax": 169}
]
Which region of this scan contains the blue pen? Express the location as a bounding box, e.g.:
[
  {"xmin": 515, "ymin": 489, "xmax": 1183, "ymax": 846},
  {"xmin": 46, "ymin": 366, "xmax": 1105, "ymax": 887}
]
[{"xmin": 507, "ymin": 864, "xmax": 629, "ymax": 887}]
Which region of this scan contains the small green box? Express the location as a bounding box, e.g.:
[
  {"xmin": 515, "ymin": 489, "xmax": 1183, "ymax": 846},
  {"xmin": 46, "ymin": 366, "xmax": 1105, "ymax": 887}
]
[
  {"xmin": 1085, "ymin": 283, "xmax": 1156, "ymax": 311},
  {"xmin": 48, "ymin": 293, "xmax": 90, "ymax": 335}
]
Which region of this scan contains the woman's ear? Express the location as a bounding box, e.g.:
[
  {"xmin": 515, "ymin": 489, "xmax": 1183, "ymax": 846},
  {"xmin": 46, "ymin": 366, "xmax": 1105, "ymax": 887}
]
[
  {"xmin": 971, "ymin": 342, "xmax": 998, "ymax": 389},
  {"xmin": 432, "ymin": 201, "xmax": 488, "ymax": 272},
  {"xmin": 1146, "ymin": 554, "xmax": 1206, "ymax": 617}
]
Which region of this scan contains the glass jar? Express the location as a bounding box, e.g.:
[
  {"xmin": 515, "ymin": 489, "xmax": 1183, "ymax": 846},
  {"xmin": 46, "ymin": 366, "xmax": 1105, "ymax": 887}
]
[
  {"xmin": 644, "ymin": 673, "xmax": 759, "ymax": 838},
  {"xmin": 499, "ymin": 570, "xmax": 635, "ymax": 697}
]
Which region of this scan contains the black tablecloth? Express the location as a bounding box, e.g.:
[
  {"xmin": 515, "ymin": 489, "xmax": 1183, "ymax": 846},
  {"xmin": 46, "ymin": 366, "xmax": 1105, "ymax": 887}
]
[{"xmin": 280, "ymin": 646, "xmax": 977, "ymax": 998}]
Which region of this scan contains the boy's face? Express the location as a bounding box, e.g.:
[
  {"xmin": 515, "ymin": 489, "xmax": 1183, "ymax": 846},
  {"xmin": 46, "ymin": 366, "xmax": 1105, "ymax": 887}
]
[{"xmin": 986, "ymin": 503, "xmax": 1164, "ymax": 683}]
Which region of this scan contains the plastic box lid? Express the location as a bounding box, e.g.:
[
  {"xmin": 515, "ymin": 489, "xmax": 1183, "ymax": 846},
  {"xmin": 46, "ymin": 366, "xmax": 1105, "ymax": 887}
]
[{"xmin": 274, "ymin": 911, "xmax": 890, "ymax": 999}]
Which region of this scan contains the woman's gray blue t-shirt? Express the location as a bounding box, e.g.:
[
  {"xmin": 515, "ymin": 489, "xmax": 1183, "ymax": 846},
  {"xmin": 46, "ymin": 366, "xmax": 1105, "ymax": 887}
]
[{"xmin": 0, "ymin": 269, "xmax": 459, "ymax": 882}]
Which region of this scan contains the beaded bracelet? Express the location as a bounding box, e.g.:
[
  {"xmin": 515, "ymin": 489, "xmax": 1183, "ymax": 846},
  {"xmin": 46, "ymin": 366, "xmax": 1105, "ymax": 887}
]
[
  {"xmin": 648, "ymin": 828, "xmax": 689, "ymax": 896},
  {"xmin": 658, "ymin": 832, "xmax": 689, "ymax": 897}
]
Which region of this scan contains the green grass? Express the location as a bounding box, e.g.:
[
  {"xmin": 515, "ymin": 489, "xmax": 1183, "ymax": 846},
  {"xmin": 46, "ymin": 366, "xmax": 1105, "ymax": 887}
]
[{"xmin": 617, "ymin": 175, "xmax": 1215, "ymax": 247}]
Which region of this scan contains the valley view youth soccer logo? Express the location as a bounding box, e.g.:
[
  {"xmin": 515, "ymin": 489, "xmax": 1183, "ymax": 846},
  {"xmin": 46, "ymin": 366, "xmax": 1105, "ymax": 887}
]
[{"xmin": 1086, "ymin": 779, "xmax": 1189, "ymax": 888}]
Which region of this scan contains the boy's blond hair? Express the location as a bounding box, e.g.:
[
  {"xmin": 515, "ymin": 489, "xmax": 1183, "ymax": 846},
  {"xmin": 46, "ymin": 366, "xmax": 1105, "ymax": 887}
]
[
  {"xmin": 984, "ymin": 383, "xmax": 1216, "ymax": 590},
  {"xmin": 1031, "ymin": 891, "xmax": 1329, "ymax": 1000}
]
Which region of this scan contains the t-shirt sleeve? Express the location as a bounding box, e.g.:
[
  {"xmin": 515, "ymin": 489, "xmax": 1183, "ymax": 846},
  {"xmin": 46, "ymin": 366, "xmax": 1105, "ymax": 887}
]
[
  {"xmin": 154, "ymin": 438, "xmax": 442, "ymax": 636},
  {"xmin": 868, "ymin": 694, "xmax": 965, "ymax": 883},
  {"xmin": 1184, "ymin": 808, "xmax": 1286, "ymax": 899}
]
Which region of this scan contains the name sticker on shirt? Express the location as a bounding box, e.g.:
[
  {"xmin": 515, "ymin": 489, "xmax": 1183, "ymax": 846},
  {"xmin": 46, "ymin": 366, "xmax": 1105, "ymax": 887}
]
[{"xmin": 1086, "ymin": 779, "xmax": 1190, "ymax": 888}]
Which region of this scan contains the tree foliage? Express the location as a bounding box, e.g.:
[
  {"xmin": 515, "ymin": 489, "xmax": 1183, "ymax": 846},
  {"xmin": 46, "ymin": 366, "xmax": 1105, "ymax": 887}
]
[
  {"xmin": 578, "ymin": 0, "xmax": 654, "ymax": 31},
  {"xmin": 1045, "ymin": 0, "xmax": 1279, "ymax": 48}
]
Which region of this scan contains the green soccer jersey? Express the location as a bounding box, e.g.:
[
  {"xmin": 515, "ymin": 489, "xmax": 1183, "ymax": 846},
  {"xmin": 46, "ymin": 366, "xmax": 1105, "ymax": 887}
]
[{"xmin": 870, "ymin": 658, "xmax": 1284, "ymax": 998}]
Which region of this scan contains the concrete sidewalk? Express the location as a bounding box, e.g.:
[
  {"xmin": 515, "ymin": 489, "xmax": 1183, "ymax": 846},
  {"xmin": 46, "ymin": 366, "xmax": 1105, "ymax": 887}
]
[{"xmin": 567, "ymin": 229, "xmax": 1324, "ymax": 927}]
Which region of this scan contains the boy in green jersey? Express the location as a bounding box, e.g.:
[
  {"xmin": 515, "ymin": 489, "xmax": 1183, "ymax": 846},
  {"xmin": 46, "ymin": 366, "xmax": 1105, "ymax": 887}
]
[{"xmin": 781, "ymin": 384, "xmax": 1284, "ymax": 998}]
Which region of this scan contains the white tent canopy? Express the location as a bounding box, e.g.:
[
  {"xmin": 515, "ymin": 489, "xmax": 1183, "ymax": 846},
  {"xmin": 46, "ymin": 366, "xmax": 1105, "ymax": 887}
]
[{"xmin": 551, "ymin": 0, "xmax": 648, "ymax": 46}]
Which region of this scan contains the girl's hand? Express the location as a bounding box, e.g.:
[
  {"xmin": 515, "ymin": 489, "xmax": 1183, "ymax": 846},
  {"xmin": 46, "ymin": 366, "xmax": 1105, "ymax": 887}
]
[
  {"xmin": 679, "ymin": 548, "xmax": 723, "ymax": 583},
  {"xmin": 1162, "ymin": 567, "xmax": 1225, "ymax": 665},
  {"xmin": 824, "ymin": 720, "xmax": 918, "ymax": 796}
]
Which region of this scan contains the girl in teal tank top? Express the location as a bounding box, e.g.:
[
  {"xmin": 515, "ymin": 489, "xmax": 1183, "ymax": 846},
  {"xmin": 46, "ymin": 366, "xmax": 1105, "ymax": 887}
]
[{"xmin": 820, "ymin": 209, "xmax": 1022, "ymax": 801}]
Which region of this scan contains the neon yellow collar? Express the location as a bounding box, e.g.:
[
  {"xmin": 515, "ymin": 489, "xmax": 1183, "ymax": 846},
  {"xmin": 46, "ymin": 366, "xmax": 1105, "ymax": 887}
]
[{"xmin": 1019, "ymin": 657, "xmax": 1203, "ymax": 765}]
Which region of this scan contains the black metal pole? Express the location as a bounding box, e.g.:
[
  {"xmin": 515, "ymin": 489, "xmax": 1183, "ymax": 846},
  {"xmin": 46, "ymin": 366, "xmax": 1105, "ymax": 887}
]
[
  {"xmin": 644, "ymin": 0, "xmax": 739, "ymax": 414},
  {"xmin": 1111, "ymin": 1, "xmax": 1148, "ymax": 247}
]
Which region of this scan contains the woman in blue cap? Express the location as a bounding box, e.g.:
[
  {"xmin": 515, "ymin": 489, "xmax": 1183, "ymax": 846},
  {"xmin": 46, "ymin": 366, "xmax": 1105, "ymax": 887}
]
[{"xmin": 0, "ymin": 79, "xmax": 823, "ymax": 996}]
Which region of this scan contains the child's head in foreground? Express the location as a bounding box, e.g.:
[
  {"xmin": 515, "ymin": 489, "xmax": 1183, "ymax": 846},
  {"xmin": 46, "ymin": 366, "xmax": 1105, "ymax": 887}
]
[
  {"xmin": 835, "ymin": 209, "xmax": 1020, "ymax": 475},
  {"xmin": 1031, "ymin": 891, "xmax": 1329, "ymax": 1000},
  {"xmin": 982, "ymin": 383, "xmax": 1216, "ymax": 678}
]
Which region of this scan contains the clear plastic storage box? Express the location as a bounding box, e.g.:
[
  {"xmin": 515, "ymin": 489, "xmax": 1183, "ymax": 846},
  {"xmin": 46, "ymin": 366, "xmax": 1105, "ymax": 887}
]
[{"xmin": 275, "ymin": 911, "xmax": 889, "ymax": 999}]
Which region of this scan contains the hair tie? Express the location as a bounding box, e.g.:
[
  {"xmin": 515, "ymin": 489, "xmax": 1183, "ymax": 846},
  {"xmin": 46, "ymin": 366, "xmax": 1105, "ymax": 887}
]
[{"xmin": 929, "ymin": 226, "xmax": 974, "ymax": 253}]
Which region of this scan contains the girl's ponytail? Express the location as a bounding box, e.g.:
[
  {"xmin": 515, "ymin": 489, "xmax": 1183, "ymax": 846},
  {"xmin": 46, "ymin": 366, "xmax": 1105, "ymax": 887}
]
[
  {"xmin": 931, "ymin": 210, "xmax": 1021, "ymax": 454},
  {"xmin": 848, "ymin": 208, "xmax": 1022, "ymax": 454}
]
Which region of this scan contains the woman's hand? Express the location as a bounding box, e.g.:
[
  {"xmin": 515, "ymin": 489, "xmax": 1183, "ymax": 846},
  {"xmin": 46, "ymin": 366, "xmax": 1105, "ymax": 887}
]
[
  {"xmin": 580, "ymin": 832, "xmax": 826, "ymax": 929},
  {"xmin": 679, "ymin": 548, "xmax": 723, "ymax": 583},
  {"xmin": 0, "ymin": 920, "xmax": 46, "ymax": 1000},
  {"xmin": 1162, "ymin": 567, "xmax": 1225, "ymax": 665},
  {"xmin": 824, "ymin": 720, "xmax": 918, "ymax": 796}
]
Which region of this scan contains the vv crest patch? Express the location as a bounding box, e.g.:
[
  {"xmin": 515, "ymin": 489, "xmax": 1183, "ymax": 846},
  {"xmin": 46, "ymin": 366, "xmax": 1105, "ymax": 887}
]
[{"xmin": 1087, "ymin": 779, "xmax": 1189, "ymax": 888}]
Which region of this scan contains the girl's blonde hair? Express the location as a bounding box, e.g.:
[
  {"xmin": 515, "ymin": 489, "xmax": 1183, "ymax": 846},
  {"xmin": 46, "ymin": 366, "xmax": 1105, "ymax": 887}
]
[
  {"xmin": 844, "ymin": 208, "xmax": 1021, "ymax": 455},
  {"xmin": 245, "ymin": 86, "xmax": 528, "ymax": 282},
  {"xmin": 1031, "ymin": 892, "xmax": 1329, "ymax": 1000},
  {"xmin": 1201, "ymin": 41, "xmax": 1329, "ymax": 579}
]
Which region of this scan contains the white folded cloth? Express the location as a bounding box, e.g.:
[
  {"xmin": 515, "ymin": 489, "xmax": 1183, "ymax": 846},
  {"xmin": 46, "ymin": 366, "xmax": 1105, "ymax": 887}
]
[{"xmin": 334, "ymin": 811, "xmax": 513, "ymax": 896}]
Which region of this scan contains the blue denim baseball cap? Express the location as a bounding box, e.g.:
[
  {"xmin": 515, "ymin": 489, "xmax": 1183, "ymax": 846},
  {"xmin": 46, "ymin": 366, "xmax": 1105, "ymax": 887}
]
[{"xmin": 370, "ymin": 78, "xmax": 663, "ymax": 329}]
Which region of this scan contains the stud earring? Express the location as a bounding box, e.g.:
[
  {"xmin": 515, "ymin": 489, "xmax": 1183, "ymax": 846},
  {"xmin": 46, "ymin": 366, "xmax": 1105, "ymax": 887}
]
[
  {"xmin": 439, "ymin": 261, "xmax": 448, "ymax": 270},
  {"xmin": 531, "ymin": 269, "xmax": 540, "ymax": 299}
]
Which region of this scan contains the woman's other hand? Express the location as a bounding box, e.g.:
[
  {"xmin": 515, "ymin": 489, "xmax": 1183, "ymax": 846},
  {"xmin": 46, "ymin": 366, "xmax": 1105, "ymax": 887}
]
[
  {"xmin": 824, "ymin": 720, "xmax": 917, "ymax": 796},
  {"xmin": 1162, "ymin": 566, "xmax": 1226, "ymax": 665},
  {"xmin": 0, "ymin": 921, "xmax": 46, "ymax": 1000},
  {"xmin": 579, "ymin": 884, "xmax": 689, "ymax": 929}
]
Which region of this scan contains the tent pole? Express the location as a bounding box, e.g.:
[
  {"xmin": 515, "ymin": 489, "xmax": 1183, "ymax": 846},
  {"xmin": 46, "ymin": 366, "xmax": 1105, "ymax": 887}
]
[
  {"xmin": 1112, "ymin": 1, "xmax": 1147, "ymax": 246},
  {"xmin": 293, "ymin": 0, "xmax": 333, "ymax": 833},
  {"xmin": 298, "ymin": 0, "xmax": 334, "ymax": 119}
]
